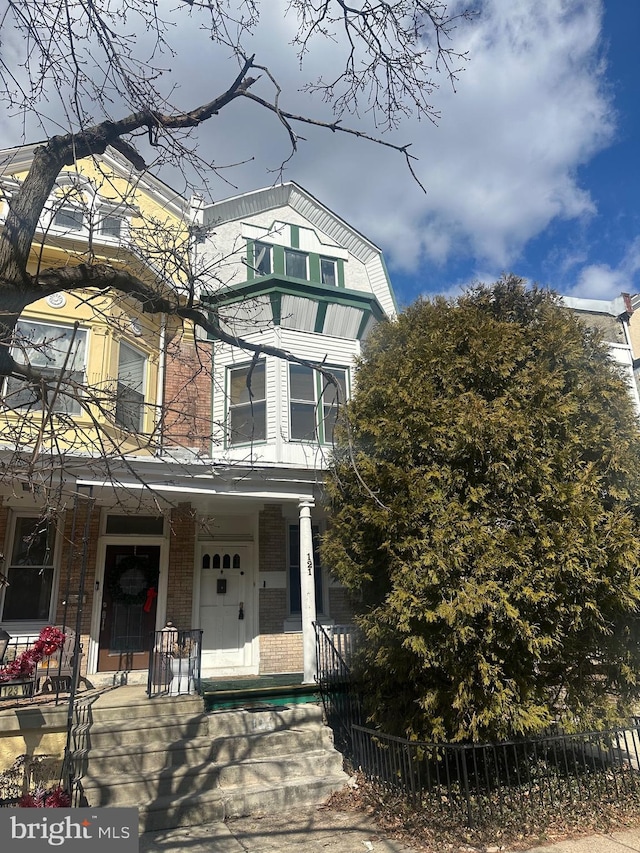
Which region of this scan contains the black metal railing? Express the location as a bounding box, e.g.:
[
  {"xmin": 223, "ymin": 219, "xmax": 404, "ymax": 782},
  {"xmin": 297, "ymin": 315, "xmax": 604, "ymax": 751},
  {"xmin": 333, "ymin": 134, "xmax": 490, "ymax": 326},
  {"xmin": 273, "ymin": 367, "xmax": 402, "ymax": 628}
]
[
  {"xmin": 147, "ymin": 627, "xmax": 203, "ymax": 698},
  {"xmin": 351, "ymin": 723, "xmax": 640, "ymax": 826},
  {"xmin": 314, "ymin": 622, "xmax": 362, "ymax": 754}
]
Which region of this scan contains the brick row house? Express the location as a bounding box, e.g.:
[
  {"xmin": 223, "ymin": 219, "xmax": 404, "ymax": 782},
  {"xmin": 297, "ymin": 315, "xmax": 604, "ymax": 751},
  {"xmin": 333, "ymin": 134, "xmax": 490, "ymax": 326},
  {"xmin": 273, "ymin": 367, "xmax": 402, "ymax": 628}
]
[{"xmin": 0, "ymin": 147, "xmax": 396, "ymax": 686}]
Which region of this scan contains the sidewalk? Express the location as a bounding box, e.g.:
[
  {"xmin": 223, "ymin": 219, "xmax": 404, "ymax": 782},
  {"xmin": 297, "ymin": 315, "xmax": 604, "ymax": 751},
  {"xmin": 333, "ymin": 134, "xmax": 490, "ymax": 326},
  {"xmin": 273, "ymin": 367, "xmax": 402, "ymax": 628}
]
[{"xmin": 138, "ymin": 806, "xmax": 640, "ymax": 853}]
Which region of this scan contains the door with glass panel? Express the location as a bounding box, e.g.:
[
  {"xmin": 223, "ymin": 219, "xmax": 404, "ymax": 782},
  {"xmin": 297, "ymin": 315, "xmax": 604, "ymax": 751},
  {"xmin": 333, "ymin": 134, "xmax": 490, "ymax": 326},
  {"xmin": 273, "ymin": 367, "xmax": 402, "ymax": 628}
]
[{"xmin": 97, "ymin": 545, "xmax": 160, "ymax": 671}]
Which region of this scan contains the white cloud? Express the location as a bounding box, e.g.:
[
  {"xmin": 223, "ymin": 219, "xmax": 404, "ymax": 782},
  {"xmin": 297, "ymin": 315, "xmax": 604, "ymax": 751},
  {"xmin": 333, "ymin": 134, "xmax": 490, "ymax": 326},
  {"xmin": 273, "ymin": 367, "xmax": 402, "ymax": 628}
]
[{"xmin": 568, "ymin": 238, "xmax": 640, "ymax": 299}]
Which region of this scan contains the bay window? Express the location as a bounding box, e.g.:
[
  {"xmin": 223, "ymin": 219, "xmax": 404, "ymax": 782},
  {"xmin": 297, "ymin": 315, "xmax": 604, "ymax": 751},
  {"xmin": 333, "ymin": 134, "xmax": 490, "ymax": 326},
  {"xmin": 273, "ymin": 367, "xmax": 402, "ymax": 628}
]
[{"xmin": 5, "ymin": 320, "xmax": 87, "ymax": 415}]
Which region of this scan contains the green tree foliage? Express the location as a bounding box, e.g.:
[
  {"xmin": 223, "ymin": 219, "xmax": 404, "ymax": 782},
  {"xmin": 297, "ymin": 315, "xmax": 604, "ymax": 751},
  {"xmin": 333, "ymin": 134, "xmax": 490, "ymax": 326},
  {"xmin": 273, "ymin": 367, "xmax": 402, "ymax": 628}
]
[{"xmin": 323, "ymin": 276, "xmax": 640, "ymax": 743}]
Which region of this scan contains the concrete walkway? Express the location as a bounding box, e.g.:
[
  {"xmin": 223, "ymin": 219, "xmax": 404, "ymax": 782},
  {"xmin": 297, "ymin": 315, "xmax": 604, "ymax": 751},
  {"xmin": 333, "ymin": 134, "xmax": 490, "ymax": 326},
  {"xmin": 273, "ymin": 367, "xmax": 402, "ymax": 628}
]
[{"xmin": 138, "ymin": 806, "xmax": 640, "ymax": 853}]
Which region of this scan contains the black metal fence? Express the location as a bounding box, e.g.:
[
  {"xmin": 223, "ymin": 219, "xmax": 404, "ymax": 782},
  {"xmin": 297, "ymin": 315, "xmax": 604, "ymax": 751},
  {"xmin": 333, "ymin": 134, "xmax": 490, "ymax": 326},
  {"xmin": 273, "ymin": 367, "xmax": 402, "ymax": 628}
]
[
  {"xmin": 314, "ymin": 622, "xmax": 640, "ymax": 826},
  {"xmin": 352, "ymin": 723, "xmax": 640, "ymax": 826},
  {"xmin": 147, "ymin": 627, "xmax": 203, "ymax": 698}
]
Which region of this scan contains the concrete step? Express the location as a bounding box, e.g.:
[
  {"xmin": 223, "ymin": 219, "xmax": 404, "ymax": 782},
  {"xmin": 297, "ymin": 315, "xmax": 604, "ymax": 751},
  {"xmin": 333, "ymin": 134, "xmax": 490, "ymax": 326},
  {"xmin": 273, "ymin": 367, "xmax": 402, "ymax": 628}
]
[
  {"xmin": 136, "ymin": 775, "xmax": 348, "ymax": 832},
  {"xmin": 83, "ymin": 726, "xmax": 328, "ymax": 775},
  {"xmin": 78, "ymin": 689, "xmax": 204, "ymax": 723},
  {"xmin": 81, "ymin": 749, "xmax": 343, "ymax": 806},
  {"xmin": 82, "ymin": 713, "xmax": 210, "ymax": 748}
]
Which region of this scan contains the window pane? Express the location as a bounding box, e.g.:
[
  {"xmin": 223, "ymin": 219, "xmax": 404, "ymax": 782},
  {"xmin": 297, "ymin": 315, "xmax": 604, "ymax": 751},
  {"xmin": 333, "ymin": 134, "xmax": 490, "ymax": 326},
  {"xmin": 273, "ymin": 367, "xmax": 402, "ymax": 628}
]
[
  {"xmin": 290, "ymin": 402, "xmax": 317, "ymax": 440},
  {"xmin": 118, "ymin": 343, "xmax": 145, "ymax": 392},
  {"xmin": 320, "ymin": 258, "xmax": 337, "ymax": 287},
  {"xmin": 105, "ymin": 515, "xmax": 164, "ymax": 535},
  {"xmin": 3, "ymin": 567, "xmax": 54, "ymax": 620},
  {"xmin": 289, "ymin": 364, "xmax": 315, "ymax": 401},
  {"xmin": 54, "ymin": 208, "xmax": 83, "ymax": 230},
  {"xmin": 13, "ymin": 321, "xmax": 86, "ymax": 371},
  {"xmin": 116, "ymin": 383, "xmax": 144, "ymax": 431},
  {"xmin": 285, "ymin": 250, "xmax": 307, "ymax": 279},
  {"xmin": 229, "ymin": 362, "xmax": 265, "ymax": 405},
  {"xmin": 11, "ymin": 517, "xmax": 55, "ymax": 565},
  {"xmin": 101, "ymin": 215, "xmax": 122, "ymax": 237},
  {"xmin": 229, "ymin": 401, "xmax": 266, "ymax": 443},
  {"xmin": 320, "ymin": 369, "xmax": 347, "ymax": 408},
  {"xmin": 254, "ymin": 242, "xmax": 272, "ymax": 275}
]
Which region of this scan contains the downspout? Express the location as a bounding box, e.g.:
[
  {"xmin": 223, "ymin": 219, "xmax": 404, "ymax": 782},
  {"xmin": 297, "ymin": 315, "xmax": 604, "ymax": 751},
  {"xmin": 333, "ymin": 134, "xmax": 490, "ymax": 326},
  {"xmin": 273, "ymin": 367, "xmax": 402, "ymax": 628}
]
[{"xmin": 156, "ymin": 313, "xmax": 166, "ymax": 455}]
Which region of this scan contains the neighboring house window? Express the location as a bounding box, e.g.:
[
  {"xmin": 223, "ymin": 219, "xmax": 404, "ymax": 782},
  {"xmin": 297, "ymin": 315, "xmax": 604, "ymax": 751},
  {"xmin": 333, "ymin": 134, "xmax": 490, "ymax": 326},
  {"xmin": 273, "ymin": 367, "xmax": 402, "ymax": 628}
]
[
  {"xmin": 285, "ymin": 249, "xmax": 307, "ymax": 280},
  {"xmin": 100, "ymin": 215, "xmax": 122, "ymax": 239},
  {"xmin": 115, "ymin": 342, "xmax": 146, "ymax": 432},
  {"xmin": 288, "ymin": 364, "xmax": 348, "ymax": 443},
  {"xmin": 5, "ymin": 321, "xmax": 87, "ymax": 415},
  {"xmin": 1, "ymin": 516, "xmax": 56, "ymax": 622},
  {"xmin": 253, "ymin": 242, "xmax": 272, "ymax": 276},
  {"xmin": 320, "ymin": 258, "xmax": 337, "ymax": 287},
  {"xmin": 288, "ymin": 524, "xmax": 323, "ymax": 615},
  {"xmin": 228, "ymin": 361, "xmax": 266, "ymax": 444},
  {"xmin": 54, "ymin": 207, "xmax": 84, "ymax": 230}
]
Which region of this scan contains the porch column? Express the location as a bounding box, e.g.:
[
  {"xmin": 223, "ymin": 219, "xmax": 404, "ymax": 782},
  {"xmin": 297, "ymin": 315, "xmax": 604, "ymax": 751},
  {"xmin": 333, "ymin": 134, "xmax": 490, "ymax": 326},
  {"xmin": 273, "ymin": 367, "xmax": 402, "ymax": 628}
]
[{"xmin": 299, "ymin": 499, "xmax": 317, "ymax": 684}]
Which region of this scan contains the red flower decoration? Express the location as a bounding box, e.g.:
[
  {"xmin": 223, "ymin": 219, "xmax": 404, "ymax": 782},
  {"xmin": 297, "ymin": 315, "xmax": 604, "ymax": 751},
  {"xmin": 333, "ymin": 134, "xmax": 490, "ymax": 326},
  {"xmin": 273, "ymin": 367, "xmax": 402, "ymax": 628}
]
[{"xmin": 0, "ymin": 626, "xmax": 66, "ymax": 683}]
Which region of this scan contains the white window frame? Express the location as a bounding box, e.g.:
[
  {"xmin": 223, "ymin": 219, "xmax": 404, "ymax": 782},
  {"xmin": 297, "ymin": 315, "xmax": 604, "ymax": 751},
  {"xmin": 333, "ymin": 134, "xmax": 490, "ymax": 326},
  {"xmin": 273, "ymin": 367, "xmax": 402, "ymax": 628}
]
[
  {"xmin": 320, "ymin": 257, "xmax": 338, "ymax": 287},
  {"xmin": 0, "ymin": 513, "xmax": 59, "ymax": 628},
  {"xmin": 5, "ymin": 320, "xmax": 88, "ymax": 415},
  {"xmin": 115, "ymin": 341, "xmax": 147, "ymax": 433},
  {"xmin": 288, "ymin": 364, "xmax": 348, "ymax": 444},
  {"xmin": 253, "ymin": 242, "xmax": 272, "ymax": 276},
  {"xmin": 227, "ymin": 360, "xmax": 267, "ymax": 446}
]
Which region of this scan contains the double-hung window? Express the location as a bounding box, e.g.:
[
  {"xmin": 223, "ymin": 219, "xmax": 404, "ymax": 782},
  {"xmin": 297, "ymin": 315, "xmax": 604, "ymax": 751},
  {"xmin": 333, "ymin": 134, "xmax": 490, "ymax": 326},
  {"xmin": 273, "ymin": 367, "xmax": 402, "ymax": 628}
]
[
  {"xmin": 5, "ymin": 321, "xmax": 87, "ymax": 415},
  {"xmin": 253, "ymin": 242, "xmax": 272, "ymax": 276},
  {"xmin": 228, "ymin": 361, "xmax": 266, "ymax": 445},
  {"xmin": 1, "ymin": 516, "xmax": 56, "ymax": 622},
  {"xmin": 289, "ymin": 365, "xmax": 347, "ymax": 443},
  {"xmin": 115, "ymin": 342, "xmax": 147, "ymax": 432},
  {"xmin": 284, "ymin": 249, "xmax": 307, "ymax": 280}
]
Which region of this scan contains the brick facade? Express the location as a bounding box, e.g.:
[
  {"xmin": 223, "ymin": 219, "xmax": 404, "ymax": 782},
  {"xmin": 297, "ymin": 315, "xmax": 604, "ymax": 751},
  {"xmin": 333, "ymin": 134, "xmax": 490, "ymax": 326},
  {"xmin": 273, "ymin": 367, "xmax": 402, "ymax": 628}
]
[
  {"xmin": 166, "ymin": 502, "xmax": 196, "ymax": 629},
  {"xmin": 259, "ymin": 633, "xmax": 303, "ymax": 674},
  {"xmin": 162, "ymin": 326, "xmax": 212, "ymax": 454}
]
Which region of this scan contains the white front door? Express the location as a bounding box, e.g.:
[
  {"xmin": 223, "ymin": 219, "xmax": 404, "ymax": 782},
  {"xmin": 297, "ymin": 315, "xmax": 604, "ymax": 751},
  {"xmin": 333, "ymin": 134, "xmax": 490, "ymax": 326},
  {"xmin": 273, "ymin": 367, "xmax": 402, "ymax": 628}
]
[{"xmin": 199, "ymin": 545, "xmax": 252, "ymax": 672}]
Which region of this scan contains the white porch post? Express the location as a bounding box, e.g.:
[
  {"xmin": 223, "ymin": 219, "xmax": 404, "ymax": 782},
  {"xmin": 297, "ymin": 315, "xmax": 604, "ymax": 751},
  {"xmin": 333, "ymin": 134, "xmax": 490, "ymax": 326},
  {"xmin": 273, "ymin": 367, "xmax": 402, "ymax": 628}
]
[{"xmin": 299, "ymin": 499, "xmax": 317, "ymax": 684}]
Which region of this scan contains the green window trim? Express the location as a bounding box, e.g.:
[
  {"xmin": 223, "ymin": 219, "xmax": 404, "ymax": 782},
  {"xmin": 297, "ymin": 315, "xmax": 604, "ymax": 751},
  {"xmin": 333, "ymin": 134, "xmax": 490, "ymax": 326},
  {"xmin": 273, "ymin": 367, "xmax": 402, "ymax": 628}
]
[{"xmin": 290, "ymin": 224, "xmax": 300, "ymax": 248}]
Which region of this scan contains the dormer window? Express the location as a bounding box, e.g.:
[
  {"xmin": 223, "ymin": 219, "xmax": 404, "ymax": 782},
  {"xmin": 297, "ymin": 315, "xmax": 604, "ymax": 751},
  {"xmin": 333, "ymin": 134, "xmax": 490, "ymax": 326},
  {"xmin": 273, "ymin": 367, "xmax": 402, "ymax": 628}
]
[
  {"xmin": 285, "ymin": 249, "xmax": 307, "ymax": 280},
  {"xmin": 254, "ymin": 242, "xmax": 272, "ymax": 276},
  {"xmin": 320, "ymin": 258, "xmax": 337, "ymax": 287},
  {"xmin": 54, "ymin": 207, "xmax": 84, "ymax": 231}
]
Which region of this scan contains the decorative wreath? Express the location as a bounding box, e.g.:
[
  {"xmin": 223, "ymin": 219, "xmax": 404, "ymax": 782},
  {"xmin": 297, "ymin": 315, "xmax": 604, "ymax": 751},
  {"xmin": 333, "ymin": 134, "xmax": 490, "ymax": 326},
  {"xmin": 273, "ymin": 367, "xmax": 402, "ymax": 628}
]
[{"xmin": 107, "ymin": 555, "xmax": 158, "ymax": 606}]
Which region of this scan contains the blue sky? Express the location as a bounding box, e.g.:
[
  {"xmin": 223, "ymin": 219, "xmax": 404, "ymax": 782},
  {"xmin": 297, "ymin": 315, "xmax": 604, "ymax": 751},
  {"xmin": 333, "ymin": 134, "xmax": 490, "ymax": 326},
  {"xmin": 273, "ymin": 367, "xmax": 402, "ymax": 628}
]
[
  {"xmin": 1, "ymin": 1, "xmax": 637, "ymax": 311},
  {"xmin": 387, "ymin": 1, "xmax": 640, "ymax": 307}
]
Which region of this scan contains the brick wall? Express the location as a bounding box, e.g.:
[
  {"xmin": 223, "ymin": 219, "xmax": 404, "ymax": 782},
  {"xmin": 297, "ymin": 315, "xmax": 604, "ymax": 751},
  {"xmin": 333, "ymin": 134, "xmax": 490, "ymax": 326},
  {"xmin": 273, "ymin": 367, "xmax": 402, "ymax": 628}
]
[
  {"xmin": 54, "ymin": 498, "xmax": 100, "ymax": 654},
  {"xmin": 259, "ymin": 633, "xmax": 303, "ymax": 674},
  {"xmin": 166, "ymin": 502, "xmax": 196, "ymax": 629},
  {"xmin": 162, "ymin": 325, "xmax": 212, "ymax": 454}
]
